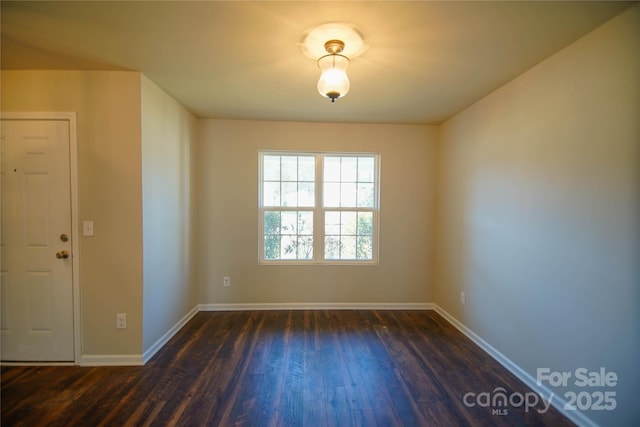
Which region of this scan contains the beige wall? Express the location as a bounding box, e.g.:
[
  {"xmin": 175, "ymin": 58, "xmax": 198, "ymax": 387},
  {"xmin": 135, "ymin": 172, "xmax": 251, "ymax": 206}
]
[
  {"xmin": 197, "ymin": 119, "xmax": 437, "ymax": 305},
  {"xmin": 141, "ymin": 75, "xmax": 198, "ymax": 353},
  {"xmin": 2, "ymin": 7, "xmax": 637, "ymax": 424},
  {"xmin": 435, "ymin": 5, "xmax": 640, "ymax": 426},
  {"xmin": 1, "ymin": 70, "xmax": 144, "ymax": 356}
]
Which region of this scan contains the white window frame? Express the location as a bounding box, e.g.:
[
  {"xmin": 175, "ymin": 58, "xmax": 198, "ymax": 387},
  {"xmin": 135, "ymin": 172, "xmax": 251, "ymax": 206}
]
[{"xmin": 258, "ymin": 151, "xmax": 380, "ymax": 264}]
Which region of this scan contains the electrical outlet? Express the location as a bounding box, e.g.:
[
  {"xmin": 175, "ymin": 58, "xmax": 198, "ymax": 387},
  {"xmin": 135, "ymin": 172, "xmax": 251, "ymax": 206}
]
[
  {"xmin": 223, "ymin": 276, "xmax": 231, "ymax": 287},
  {"xmin": 460, "ymin": 291, "xmax": 466, "ymax": 305},
  {"xmin": 116, "ymin": 313, "xmax": 127, "ymax": 329}
]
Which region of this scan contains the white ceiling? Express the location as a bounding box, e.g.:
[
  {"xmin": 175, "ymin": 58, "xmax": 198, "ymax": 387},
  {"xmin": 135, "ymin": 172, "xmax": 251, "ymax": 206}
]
[{"xmin": 1, "ymin": 1, "xmax": 633, "ymax": 124}]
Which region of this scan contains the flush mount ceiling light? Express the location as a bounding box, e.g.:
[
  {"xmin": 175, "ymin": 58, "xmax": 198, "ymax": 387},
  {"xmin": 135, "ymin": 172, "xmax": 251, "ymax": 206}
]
[{"xmin": 301, "ymin": 23, "xmax": 366, "ymax": 103}]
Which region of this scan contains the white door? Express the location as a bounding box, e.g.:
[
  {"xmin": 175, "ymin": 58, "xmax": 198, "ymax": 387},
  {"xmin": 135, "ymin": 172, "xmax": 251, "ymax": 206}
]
[{"xmin": 1, "ymin": 119, "xmax": 74, "ymax": 361}]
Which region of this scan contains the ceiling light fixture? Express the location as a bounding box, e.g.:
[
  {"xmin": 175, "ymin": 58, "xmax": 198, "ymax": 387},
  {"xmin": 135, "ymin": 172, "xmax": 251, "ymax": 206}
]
[
  {"xmin": 317, "ymin": 39, "xmax": 350, "ymax": 102},
  {"xmin": 301, "ymin": 23, "xmax": 366, "ymax": 103}
]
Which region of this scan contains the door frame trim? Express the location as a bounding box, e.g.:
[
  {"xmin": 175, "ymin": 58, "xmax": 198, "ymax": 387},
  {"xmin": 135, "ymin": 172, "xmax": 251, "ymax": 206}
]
[{"xmin": 1, "ymin": 112, "xmax": 81, "ymax": 364}]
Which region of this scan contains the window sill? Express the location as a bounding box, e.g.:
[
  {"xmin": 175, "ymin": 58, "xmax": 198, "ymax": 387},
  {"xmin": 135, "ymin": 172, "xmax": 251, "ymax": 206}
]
[{"xmin": 258, "ymin": 260, "xmax": 379, "ymax": 266}]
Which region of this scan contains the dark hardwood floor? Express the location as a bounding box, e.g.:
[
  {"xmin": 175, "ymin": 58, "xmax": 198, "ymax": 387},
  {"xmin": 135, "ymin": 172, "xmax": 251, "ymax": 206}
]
[{"xmin": 2, "ymin": 310, "xmax": 573, "ymax": 426}]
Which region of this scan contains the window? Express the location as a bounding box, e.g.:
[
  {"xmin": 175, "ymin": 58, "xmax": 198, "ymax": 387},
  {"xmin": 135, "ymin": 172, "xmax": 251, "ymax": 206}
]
[{"xmin": 259, "ymin": 152, "xmax": 379, "ymax": 263}]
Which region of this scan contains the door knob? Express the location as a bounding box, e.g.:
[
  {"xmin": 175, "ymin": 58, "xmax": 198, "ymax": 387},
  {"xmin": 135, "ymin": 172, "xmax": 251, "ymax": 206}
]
[
  {"xmin": 56, "ymin": 250, "xmax": 70, "ymax": 259},
  {"xmin": 60, "ymin": 233, "xmax": 69, "ymax": 242}
]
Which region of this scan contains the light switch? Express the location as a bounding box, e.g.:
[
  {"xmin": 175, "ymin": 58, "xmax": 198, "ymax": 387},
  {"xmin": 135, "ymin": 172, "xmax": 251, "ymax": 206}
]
[{"xmin": 83, "ymin": 220, "xmax": 94, "ymax": 236}]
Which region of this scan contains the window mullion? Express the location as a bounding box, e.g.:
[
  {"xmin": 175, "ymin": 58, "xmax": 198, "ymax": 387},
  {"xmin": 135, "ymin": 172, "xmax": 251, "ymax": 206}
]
[{"xmin": 314, "ymin": 154, "xmax": 323, "ymax": 262}]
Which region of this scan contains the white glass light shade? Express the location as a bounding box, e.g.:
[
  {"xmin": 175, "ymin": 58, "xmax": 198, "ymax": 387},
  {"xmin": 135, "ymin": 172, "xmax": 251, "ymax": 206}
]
[{"xmin": 317, "ymin": 54, "xmax": 350, "ymax": 102}]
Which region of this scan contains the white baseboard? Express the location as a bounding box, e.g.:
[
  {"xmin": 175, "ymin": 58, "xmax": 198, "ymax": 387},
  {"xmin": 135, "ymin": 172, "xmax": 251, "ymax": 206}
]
[
  {"xmin": 199, "ymin": 302, "xmax": 434, "ymax": 311},
  {"xmin": 142, "ymin": 304, "xmax": 200, "ymax": 364},
  {"xmin": 79, "ymin": 354, "xmax": 144, "ymax": 366},
  {"xmin": 79, "ymin": 305, "xmax": 200, "ymax": 367},
  {"xmin": 1, "ymin": 361, "xmax": 75, "ymax": 367},
  {"xmin": 77, "ymin": 303, "xmax": 430, "ymax": 366},
  {"xmin": 432, "ymin": 304, "xmax": 598, "ymax": 427}
]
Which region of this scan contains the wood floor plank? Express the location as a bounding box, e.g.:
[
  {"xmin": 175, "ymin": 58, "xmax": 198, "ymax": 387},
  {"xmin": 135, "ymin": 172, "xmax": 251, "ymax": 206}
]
[
  {"xmin": 2, "ymin": 310, "xmax": 575, "ymax": 426},
  {"xmin": 278, "ymin": 391, "xmax": 303, "ymax": 427},
  {"xmin": 325, "ymin": 386, "xmax": 351, "ymax": 427}
]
